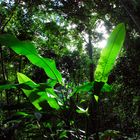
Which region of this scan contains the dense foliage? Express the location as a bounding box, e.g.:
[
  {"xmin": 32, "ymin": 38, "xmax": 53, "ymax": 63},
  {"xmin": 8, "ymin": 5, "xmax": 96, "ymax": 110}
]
[{"xmin": 0, "ymin": 0, "xmax": 140, "ymax": 140}]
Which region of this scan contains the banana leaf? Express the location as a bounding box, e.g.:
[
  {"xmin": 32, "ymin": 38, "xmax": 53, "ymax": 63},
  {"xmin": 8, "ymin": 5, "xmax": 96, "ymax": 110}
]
[
  {"xmin": 17, "ymin": 72, "xmax": 60, "ymax": 110},
  {"xmin": 0, "ymin": 34, "xmax": 62, "ymax": 84},
  {"xmin": 94, "ymin": 23, "xmax": 126, "ymax": 82}
]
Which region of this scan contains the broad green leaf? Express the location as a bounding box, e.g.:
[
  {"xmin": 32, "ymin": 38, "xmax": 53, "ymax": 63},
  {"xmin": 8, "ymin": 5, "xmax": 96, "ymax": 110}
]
[
  {"xmin": 17, "ymin": 72, "xmax": 37, "ymax": 97},
  {"xmin": 17, "ymin": 72, "xmax": 60, "ymax": 110},
  {"xmin": 27, "ymin": 55, "xmax": 62, "ymax": 83},
  {"xmin": 69, "ymin": 82, "xmax": 94, "ymax": 98},
  {"xmin": 0, "ymin": 34, "xmax": 62, "ymax": 83},
  {"xmin": 46, "ymin": 79, "xmax": 58, "ymax": 87},
  {"xmin": 34, "ymin": 91, "xmax": 60, "ymax": 110},
  {"xmin": 17, "ymin": 73, "xmax": 41, "ymax": 111},
  {"xmin": 94, "ymin": 23, "xmax": 125, "ymax": 82}
]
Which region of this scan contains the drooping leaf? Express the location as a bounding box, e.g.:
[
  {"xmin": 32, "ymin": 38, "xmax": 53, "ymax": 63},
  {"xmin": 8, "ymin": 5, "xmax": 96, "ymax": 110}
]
[
  {"xmin": 17, "ymin": 72, "xmax": 60, "ymax": 110},
  {"xmin": 0, "ymin": 34, "xmax": 62, "ymax": 83},
  {"xmin": 94, "ymin": 23, "xmax": 126, "ymax": 82},
  {"xmin": 27, "ymin": 55, "xmax": 62, "ymax": 84}
]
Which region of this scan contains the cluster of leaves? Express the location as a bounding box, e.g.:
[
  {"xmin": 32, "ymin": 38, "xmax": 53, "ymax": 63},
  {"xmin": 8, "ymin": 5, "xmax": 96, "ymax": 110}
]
[
  {"xmin": 1, "ymin": 0, "xmax": 140, "ymax": 139},
  {"xmin": 0, "ymin": 23, "xmax": 125, "ymax": 139}
]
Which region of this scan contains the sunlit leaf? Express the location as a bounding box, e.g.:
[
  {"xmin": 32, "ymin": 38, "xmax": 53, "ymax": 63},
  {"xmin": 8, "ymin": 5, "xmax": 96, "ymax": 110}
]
[
  {"xmin": 47, "ymin": 79, "xmax": 58, "ymax": 87},
  {"xmin": 94, "ymin": 23, "xmax": 125, "ymax": 82},
  {"xmin": 0, "ymin": 34, "xmax": 62, "ymax": 84},
  {"xmin": 17, "ymin": 72, "xmax": 60, "ymax": 110},
  {"xmin": 94, "ymin": 95, "xmax": 99, "ymax": 102},
  {"xmin": 76, "ymin": 106, "xmax": 88, "ymax": 115}
]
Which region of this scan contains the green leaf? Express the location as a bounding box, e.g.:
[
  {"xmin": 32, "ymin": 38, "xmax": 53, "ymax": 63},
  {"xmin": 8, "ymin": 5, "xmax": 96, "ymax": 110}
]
[
  {"xmin": 27, "ymin": 55, "xmax": 62, "ymax": 84},
  {"xmin": 46, "ymin": 79, "xmax": 58, "ymax": 87},
  {"xmin": 0, "ymin": 82, "xmax": 39, "ymax": 91},
  {"xmin": 17, "ymin": 72, "xmax": 60, "ymax": 110},
  {"xmin": 17, "ymin": 72, "xmax": 37, "ymax": 96},
  {"xmin": 69, "ymin": 82, "xmax": 94, "ymax": 98},
  {"xmin": 101, "ymin": 83, "xmax": 112, "ymax": 92},
  {"xmin": 76, "ymin": 82, "xmax": 94, "ymax": 93},
  {"xmin": 94, "ymin": 23, "xmax": 126, "ymax": 82},
  {"xmin": 94, "ymin": 95, "xmax": 99, "ymax": 102},
  {"xmin": 0, "ymin": 34, "xmax": 62, "ymax": 84},
  {"xmin": 16, "ymin": 111, "xmax": 30, "ymax": 117},
  {"xmin": 76, "ymin": 106, "xmax": 88, "ymax": 115},
  {"xmin": 59, "ymin": 130, "xmax": 68, "ymax": 139},
  {"xmin": 33, "ymin": 91, "xmax": 60, "ymax": 110},
  {"xmin": 0, "ymin": 84, "xmax": 17, "ymax": 90}
]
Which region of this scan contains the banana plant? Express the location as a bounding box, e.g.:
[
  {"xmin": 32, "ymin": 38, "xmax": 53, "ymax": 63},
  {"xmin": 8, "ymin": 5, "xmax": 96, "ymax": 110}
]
[
  {"xmin": 0, "ymin": 23, "xmax": 125, "ymax": 112},
  {"xmin": 65, "ymin": 23, "xmax": 126, "ymax": 119},
  {"xmin": 92, "ymin": 23, "xmax": 125, "ymax": 98}
]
